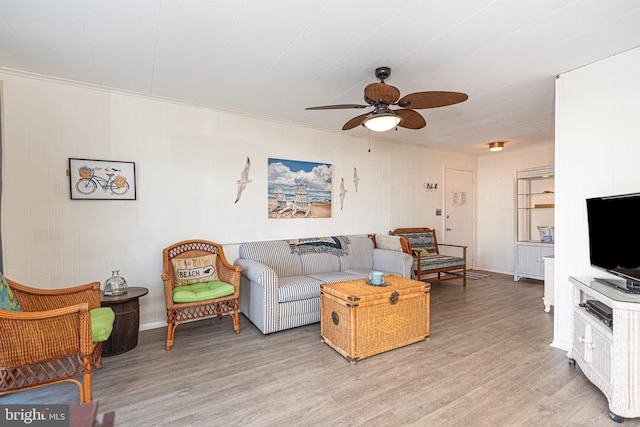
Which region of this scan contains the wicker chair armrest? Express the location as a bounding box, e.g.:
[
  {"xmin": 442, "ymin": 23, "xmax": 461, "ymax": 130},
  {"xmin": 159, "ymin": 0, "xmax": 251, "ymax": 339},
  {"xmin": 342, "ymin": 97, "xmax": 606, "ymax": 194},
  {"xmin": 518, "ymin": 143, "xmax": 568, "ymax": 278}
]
[
  {"xmin": 0, "ymin": 303, "xmax": 95, "ymax": 364},
  {"xmin": 6, "ymin": 279, "xmax": 101, "ymax": 311},
  {"xmin": 162, "ymin": 271, "xmax": 177, "ymax": 309},
  {"xmin": 0, "ymin": 302, "xmax": 88, "ymax": 320},
  {"xmin": 216, "ymin": 259, "xmax": 242, "ymax": 286}
]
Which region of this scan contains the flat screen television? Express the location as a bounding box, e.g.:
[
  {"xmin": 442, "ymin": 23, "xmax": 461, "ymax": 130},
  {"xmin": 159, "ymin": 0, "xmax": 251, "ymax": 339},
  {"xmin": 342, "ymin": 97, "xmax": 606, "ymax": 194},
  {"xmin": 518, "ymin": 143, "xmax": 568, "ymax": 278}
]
[{"xmin": 586, "ymin": 192, "xmax": 640, "ymax": 293}]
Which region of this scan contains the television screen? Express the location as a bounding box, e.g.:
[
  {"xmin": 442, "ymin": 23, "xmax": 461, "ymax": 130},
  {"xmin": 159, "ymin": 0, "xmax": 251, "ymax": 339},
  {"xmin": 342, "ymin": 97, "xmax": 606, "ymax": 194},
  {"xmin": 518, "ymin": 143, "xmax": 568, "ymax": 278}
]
[{"xmin": 586, "ymin": 193, "xmax": 640, "ymax": 291}]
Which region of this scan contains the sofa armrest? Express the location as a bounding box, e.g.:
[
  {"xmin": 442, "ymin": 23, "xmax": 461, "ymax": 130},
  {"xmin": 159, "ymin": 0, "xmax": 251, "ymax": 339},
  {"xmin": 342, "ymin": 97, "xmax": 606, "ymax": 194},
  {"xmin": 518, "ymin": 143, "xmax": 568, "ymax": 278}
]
[
  {"xmin": 234, "ymin": 258, "xmax": 281, "ymax": 334},
  {"xmin": 235, "ymin": 258, "xmax": 274, "ymax": 286},
  {"xmin": 372, "ymin": 249, "xmax": 414, "ymax": 278}
]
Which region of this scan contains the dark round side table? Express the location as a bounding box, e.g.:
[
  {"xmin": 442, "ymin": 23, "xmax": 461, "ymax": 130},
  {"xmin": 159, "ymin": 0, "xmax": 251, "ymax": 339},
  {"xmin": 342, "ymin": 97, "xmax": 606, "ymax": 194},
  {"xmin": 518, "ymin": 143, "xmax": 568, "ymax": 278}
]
[{"xmin": 100, "ymin": 287, "xmax": 149, "ymax": 357}]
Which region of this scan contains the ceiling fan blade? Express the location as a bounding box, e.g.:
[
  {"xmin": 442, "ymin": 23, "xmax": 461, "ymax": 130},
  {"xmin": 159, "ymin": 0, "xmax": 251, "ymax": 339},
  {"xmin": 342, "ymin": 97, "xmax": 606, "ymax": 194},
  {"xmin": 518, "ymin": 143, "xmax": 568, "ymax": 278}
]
[
  {"xmin": 342, "ymin": 114, "xmax": 368, "ymax": 130},
  {"xmin": 305, "ymin": 104, "xmax": 368, "ymax": 110},
  {"xmin": 364, "ymin": 83, "xmax": 400, "ymax": 104},
  {"xmin": 397, "ymin": 91, "xmax": 468, "ymax": 109},
  {"xmin": 396, "ymin": 109, "xmax": 426, "ymax": 129}
]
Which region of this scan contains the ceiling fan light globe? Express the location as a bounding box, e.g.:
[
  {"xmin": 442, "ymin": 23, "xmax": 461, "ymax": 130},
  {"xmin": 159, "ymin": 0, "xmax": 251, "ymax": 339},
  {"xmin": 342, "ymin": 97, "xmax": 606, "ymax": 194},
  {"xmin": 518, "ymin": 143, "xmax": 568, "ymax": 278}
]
[
  {"xmin": 363, "ymin": 114, "xmax": 402, "ymax": 132},
  {"xmin": 488, "ymin": 141, "xmax": 505, "ymax": 151}
]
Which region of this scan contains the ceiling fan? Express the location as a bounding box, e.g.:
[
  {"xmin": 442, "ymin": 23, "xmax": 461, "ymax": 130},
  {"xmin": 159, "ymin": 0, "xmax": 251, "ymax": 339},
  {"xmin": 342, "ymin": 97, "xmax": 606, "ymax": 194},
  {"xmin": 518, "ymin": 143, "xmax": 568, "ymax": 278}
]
[{"xmin": 305, "ymin": 66, "xmax": 468, "ymax": 132}]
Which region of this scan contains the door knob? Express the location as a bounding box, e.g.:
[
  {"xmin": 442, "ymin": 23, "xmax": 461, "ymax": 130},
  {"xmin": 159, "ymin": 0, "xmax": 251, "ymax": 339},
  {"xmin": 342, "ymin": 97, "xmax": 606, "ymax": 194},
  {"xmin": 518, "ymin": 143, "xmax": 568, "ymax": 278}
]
[{"xmin": 446, "ymin": 228, "xmax": 452, "ymax": 231}]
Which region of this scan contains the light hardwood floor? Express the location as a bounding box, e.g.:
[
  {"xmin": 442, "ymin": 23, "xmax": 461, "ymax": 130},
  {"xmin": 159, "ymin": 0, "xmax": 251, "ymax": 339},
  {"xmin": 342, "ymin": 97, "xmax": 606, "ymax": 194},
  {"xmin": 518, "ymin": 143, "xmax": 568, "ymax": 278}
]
[{"xmin": 3, "ymin": 273, "xmax": 637, "ymax": 426}]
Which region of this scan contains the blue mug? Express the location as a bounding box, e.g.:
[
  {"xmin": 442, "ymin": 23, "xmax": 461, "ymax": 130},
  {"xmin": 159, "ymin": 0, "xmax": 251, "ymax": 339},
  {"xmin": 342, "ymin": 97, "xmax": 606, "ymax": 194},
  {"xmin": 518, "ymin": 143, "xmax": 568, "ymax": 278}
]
[{"xmin": 370, "ymin": 271, "xmax": 384, "ymax": 285}]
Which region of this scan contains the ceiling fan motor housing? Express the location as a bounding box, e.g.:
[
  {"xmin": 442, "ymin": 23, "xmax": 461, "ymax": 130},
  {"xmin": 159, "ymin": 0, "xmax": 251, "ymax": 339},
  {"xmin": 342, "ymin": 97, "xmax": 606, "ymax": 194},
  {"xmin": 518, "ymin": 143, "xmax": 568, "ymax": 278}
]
[{"xmin": 375, "ymin": 66, "xmax": 391, "ymax": 82}]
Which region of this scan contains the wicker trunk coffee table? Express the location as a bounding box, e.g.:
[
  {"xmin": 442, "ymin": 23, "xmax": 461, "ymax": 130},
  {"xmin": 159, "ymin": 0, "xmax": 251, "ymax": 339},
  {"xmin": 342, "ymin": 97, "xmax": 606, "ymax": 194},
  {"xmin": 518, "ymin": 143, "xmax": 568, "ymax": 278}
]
[{"xmin": 320, "ymin": 275, "xmax": 430, "ymax": 364}]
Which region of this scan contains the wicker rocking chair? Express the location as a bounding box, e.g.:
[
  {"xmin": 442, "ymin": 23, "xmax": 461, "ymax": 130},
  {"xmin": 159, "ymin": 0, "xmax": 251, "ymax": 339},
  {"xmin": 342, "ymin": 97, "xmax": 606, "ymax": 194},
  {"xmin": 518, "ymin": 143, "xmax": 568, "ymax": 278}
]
[
  {"xmin": 0, "ymin": 279, "xmax": 106, "ymax": 403},
  {"xmin": 161, "ymin": 240, "xmax": 241, "ymax": 350}
]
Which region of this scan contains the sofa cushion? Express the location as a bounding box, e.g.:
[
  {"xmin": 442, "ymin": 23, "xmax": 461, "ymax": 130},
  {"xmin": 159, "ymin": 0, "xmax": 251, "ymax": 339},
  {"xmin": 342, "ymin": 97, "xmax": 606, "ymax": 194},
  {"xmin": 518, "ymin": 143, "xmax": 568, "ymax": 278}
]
[
  {"xmin": 0, "ymin": 273, "xmax": 21, "ymax": 312},
  {"xmin": 90, "ymin": 307, "xmax": 115, "ymax": 342},
  {"xmin": 301, "ymin": 252, "xmax": 341, "ymax": 275},
  {"xmin": 339, "ymin": 236, "xmax": 374, "ymax": 271},
  {"xmin": 278, "ymin": 276, "xmax": 323, "ymax": 303},
  {"xmin": 342, "ymin": 269, "xmax": 382, "ymax": 279},
  {"xmin": 171, "ymin": 255, "xmax": 219, "ymax": 285},
  {"xmin": 239, "ymin": 240, "xmax": 303, "ymax": 278},
  {"xmin": 173, "ymin": 280, "xmax": 235, "ymax": 303},
  {"xmin": 308, "ymin": 271, "xmax": 363, "ymax": 284}
]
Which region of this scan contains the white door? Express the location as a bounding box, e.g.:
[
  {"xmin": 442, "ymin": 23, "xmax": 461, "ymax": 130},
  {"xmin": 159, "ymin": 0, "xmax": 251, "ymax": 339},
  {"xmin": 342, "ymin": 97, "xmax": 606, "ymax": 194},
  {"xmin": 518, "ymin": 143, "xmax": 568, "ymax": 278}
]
[{"xmin": 444, "ymin": 167, "xmax": 474, "ymax": 269}]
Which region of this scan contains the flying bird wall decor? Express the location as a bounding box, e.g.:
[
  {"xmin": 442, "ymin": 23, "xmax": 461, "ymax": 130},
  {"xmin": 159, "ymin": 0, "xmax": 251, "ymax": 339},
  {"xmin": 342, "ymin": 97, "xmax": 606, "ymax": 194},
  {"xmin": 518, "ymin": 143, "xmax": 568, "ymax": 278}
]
[
  {"xmin": 234, "ymin": 157, "xmax": 251, "ymax": 204},
  {"xmin": 353, "ymin": 167, "xmax": 359, "ymax": 192},
  {"xmin": 339, "ymin": 177, "xmax": 347, "ymax": 210}
]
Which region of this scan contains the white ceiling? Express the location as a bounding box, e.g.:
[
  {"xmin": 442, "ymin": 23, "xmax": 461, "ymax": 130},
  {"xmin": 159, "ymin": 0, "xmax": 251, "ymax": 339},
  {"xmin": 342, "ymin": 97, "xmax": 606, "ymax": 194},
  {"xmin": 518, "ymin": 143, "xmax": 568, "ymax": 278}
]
[{"xmin": 1, "ymin": 1, "xmax": 639, "ymax": 155}]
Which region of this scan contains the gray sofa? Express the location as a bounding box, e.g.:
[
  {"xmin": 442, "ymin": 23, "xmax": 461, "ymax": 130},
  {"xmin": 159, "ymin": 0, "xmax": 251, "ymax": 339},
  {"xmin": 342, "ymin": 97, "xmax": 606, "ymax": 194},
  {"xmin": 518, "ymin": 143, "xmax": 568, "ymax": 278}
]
[{"xmin": 234, "ymin": 235, "xmax": 413, "ymax": 334}]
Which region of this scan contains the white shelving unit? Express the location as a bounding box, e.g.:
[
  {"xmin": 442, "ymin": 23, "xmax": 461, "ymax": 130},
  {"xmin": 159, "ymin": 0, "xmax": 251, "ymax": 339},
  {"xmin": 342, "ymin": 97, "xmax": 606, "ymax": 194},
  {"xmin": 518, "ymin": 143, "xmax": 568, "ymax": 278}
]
[{"xmin": 514, "ymin": 166, "xmax": 554, "ymax": 281}]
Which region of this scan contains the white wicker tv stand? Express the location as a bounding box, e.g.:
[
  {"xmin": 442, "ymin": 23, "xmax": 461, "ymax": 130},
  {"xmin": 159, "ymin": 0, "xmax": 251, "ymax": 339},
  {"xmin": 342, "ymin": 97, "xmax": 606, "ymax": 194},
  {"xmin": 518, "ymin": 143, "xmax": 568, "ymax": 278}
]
[{"xmin": 568, "ymin": 276, "xmax": 640, "ymax": 423}]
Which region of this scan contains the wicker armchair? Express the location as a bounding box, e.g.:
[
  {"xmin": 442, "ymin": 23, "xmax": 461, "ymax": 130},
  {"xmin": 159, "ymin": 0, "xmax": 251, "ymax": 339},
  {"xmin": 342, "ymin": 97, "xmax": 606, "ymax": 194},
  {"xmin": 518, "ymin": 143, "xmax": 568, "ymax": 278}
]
[
  {"xmin": 0, "ymin": 279, "xmax": 104, "ymax": 403},
  {"xmin": 161, "ymin": 240, "xmax": 241, "ymax": 350}
]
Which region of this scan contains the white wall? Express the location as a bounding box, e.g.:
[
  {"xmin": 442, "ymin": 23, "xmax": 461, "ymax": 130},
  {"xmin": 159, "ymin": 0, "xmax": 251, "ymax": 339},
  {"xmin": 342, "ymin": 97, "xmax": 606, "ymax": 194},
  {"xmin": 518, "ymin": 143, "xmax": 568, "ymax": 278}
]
[
  {"xmin": 554, "ymin": 46, "xmax": 640, "ymax": 350},
  {"xmin": 476, "ymin": 143, "xmax": 554, "ymax": 274},
  {"xmin": 0, "ymin": 71, "xmax": 476, "ymax": 329}
]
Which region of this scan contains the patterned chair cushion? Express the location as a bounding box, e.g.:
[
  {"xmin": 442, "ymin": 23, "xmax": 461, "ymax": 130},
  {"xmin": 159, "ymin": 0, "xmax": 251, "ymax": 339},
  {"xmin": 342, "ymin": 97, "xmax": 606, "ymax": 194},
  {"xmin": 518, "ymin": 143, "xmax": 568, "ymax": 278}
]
[
  {"xmin": 415, "ymin": 254, "xmax": 465, "ymax": 270},
  {"xmin": 395, "ymin": 232, "xmax": 436, "ymax": 251}
]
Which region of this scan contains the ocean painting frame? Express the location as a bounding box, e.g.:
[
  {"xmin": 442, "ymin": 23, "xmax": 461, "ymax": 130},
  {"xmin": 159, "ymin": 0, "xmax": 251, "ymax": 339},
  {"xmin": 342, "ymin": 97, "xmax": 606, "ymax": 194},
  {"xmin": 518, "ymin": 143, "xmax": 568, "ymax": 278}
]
[{"xmin": 268, "ymin": 158, "xmax": 332, "ymax": 219}]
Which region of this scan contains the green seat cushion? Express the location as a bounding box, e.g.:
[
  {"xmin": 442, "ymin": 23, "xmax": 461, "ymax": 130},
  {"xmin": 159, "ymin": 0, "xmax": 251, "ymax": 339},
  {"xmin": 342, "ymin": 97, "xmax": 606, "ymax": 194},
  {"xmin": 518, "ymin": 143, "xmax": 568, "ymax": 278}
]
[
  {"xmin": 90, "ymin": 307, "xmax": 115, "ymax": 342},
  {"xmin": 0, "ymin": 273, "xmax": 21, "ymax": 312},
  {"xmin": 173, "ymin": 280, "xmax": 235, "ymax": 303}
]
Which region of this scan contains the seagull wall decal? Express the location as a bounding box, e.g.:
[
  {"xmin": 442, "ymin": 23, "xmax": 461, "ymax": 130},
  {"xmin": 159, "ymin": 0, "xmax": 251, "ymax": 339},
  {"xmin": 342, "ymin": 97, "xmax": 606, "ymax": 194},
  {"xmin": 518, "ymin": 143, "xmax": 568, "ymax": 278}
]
[
  {"xmin": 353, "ymin": 167, "xmax": 359, "ymax": 192},
  {"xmin": 339, "ymin": 177, "xmax": 347, "ymax": 210},
  {"xmin": 234, "ymin": 157, "xmax": 252, "ymax": 204}
]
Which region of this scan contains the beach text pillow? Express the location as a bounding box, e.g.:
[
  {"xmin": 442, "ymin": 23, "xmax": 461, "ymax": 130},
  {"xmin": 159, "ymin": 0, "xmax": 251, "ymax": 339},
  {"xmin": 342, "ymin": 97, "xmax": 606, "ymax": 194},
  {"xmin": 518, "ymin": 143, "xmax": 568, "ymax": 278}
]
[{"xmin": 171, "ymin": 255, "xmax": 219, "ymax": 286}]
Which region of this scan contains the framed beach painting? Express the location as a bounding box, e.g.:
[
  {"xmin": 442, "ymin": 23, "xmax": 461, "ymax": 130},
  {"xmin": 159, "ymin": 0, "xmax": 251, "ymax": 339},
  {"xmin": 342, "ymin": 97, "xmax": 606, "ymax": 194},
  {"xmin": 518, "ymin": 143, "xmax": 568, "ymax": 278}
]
[
  {"xmin": 267, "ymin": 158, "xmax": 332, "ymax": 218},
  {"xmin": 69, "ymin": 158, "xmax": 136, "ymax": 200}
]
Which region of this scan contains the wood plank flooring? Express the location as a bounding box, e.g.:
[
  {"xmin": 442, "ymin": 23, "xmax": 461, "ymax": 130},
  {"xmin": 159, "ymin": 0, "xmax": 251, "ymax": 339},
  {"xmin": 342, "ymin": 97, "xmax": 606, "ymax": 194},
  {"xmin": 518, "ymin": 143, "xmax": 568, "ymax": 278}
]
[{"xmin": 3, "ymin": 273, "xmax": 637, "ymax": 426}]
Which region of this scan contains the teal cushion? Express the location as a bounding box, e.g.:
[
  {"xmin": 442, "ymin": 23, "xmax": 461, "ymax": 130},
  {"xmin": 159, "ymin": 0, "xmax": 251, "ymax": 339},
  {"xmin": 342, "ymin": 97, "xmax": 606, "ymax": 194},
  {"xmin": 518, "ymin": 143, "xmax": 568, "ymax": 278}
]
[
  {"xmin": 90, "ymin": 307, "xmax": 115, "ymax": 342},
  {"xmin": 173, "ymin": 280, "xmax": 235, "ymax": 303},
  {"xmin": 0, "ymin": 273, "xmax": 21, "ymax": 311}
]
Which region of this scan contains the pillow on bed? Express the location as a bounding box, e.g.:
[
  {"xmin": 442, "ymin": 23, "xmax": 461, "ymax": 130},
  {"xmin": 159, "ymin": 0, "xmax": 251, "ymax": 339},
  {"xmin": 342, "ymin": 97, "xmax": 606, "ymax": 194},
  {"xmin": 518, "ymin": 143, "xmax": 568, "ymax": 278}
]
[{"xmin": 171, "ymin": 255, "xmax": 219, "ymax": 286}]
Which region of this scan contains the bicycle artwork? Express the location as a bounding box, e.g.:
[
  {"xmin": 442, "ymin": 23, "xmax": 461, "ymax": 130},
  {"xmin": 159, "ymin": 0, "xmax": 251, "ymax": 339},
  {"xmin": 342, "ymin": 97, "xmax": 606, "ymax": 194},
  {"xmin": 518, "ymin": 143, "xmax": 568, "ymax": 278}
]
[{"xmin": 69, "ymin": 158, "xmax": 136, "ymax": 200}]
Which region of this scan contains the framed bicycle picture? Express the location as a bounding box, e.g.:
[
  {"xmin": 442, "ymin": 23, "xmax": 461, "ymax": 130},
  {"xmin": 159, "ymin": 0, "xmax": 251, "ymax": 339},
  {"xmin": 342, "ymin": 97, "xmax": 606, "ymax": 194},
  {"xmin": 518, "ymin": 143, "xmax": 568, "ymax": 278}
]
[{"xmin": 69, "ymin": 158, "xmax": 137, "ymax": 200}]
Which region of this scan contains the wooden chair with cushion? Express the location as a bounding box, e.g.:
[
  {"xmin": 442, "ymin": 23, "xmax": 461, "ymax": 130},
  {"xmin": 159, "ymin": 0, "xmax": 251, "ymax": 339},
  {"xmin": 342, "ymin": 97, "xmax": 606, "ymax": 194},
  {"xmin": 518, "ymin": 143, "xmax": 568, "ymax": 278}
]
[
  {"xmin": 0, "ymin": 275, "xmax": 114, "ymax": 403},
  {"xmin": 390, "ymin": 227, "xmax": 467, "ymax": 286},
  {"xmin": 161, "ymin": 240, "xmax": 241, "ymax": 350}
]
